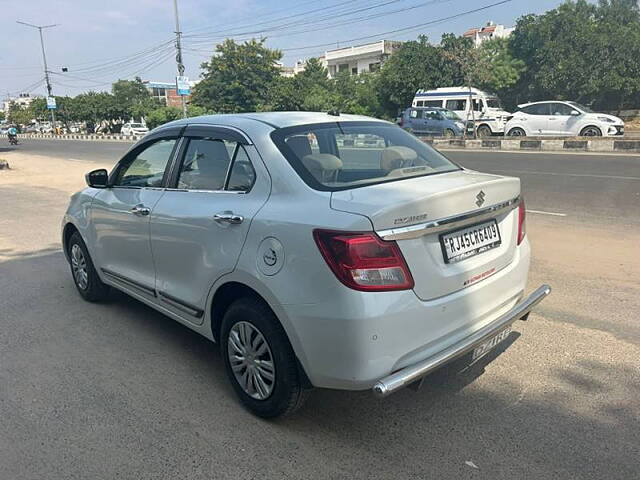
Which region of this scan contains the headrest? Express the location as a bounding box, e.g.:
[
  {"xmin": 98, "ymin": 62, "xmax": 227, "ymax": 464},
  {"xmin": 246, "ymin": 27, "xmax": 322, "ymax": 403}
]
[
  {"xmin": 301, "ymin": 153, "xmax": 343, "ymax": 183},
  {"xmin": 380, "ymin": 146, "xmax": 418, "ymax": 172},
  {"xmin": 286, "ymin": 135, "xmax": 312, "ymax": 158}
]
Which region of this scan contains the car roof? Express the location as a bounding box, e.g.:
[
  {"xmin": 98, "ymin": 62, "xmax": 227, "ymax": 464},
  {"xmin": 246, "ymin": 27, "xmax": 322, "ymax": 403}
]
[
  {"xmin": 518, "ymin": 100, "xmax": 572, "ymax": 107},
  {"xmin": 163, "ymin": 111, "xmax": 389, "ymax": 130}
]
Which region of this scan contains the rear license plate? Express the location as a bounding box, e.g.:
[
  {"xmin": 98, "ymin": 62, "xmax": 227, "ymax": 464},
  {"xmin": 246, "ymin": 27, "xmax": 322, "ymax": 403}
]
[
  {"xmin": 472, "ymin": 326, "xmax": 511, "ymax": 361},
  {"xmin": 440, "ymin": 219, "xmax": 501, "ymax": 264}
]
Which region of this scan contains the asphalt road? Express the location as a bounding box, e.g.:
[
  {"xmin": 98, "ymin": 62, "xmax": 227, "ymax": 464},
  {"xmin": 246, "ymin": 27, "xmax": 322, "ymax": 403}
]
[
  {"xmin": 1, "ymin": 142, "xmax": 639, "ymax": 479},
  {"xmin": 5, "ymin": 137, "xmax": 640, "ymax": 224}
]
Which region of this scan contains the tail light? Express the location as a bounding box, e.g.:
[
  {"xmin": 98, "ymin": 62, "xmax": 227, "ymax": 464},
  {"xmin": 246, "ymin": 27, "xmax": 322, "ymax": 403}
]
[
  {"xmin": 313, "ymin": 230, "xmax": 414, "ymax": 292},
  {"xmin": 517, "ymin": 198, "xmax": 526, "ymax": 245}
]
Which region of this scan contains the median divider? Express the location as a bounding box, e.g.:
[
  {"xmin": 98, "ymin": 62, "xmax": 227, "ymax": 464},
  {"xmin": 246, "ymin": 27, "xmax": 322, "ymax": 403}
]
[
  {"xmin": 16, "ymin": 132, "xmax": 640, "ymax": 153},
  {"xmin": 17, "ymin": 133, "xmax": 140, "ymax": 142},
  {"xmin": 423, "ymin": 136, "xmax": 640, "ymax": 153}
]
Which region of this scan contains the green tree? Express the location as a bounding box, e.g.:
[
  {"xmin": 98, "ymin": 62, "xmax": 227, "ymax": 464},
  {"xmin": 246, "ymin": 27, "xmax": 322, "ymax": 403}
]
[
  {"xmin": 192, "ymin": 38, "xmax": 282, "ymax": 113},
  {"xmin": 7, "ymin": 101, "xmax": 36, "ymax": 125},
  {"xmin": 264, "ymin": 57, "xmax": 332, "ymax": 112},
  {"xmin": 112, "ymin": 77, "xmax": 155, "ymax": 120},
  {"xmin": 476, "ymin": 37, "xmax": 525, "ymax": 93},
  {"xmin": 507, "ymin": 0, "xmax": 640, "ymax": 110},
  {"xmin": 376, "ymin": 35, "xmax": 463, "ymax": 118},
  {"xmin": 145, "ymin": 104, "xmax": 209, "ymax": 129}
]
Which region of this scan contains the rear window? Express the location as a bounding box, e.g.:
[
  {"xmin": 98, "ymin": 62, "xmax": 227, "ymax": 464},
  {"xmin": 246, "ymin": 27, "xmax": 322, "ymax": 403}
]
[{"xmin": 271, "ymin": 121, "xmax": 459, "ymax": 192}]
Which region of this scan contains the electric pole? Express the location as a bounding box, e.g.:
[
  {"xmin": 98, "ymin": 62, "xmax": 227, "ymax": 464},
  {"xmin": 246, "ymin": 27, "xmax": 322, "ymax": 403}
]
[
  {"xmin": 172, "ymin": 0, "xmax": 188, "ymax": 118},
  {"xmin": 17, "ymin": 21, "xmax": 59, "ymax": 131}
]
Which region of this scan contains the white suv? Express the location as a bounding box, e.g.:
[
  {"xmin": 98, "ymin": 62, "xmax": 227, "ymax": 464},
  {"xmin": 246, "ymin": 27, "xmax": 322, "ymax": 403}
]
[
  {"xmin": 62, "ymin": 112, "xmax": 550, "ymax": 417},
  {"xmin": 505, "ymin": 101, "xmax": 624, "ymax": 137}
]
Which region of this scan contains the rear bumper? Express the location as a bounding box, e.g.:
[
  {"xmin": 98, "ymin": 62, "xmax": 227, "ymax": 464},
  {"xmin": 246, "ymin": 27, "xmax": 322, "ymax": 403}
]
[{"xmin": 372, "ymin": 284, "xmax": 551, "ymax": 397}]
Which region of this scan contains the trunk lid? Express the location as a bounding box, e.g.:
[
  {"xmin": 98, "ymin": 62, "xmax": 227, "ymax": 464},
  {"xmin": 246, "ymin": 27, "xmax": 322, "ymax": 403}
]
[{"xmin": 331, "ymin": 170, "xmax": 521, "ymax": 300}]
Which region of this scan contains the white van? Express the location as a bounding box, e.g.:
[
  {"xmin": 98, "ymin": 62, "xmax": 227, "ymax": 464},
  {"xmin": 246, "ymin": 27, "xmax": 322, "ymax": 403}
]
[{"xmin": 412, "ymin": 87, "xmax": 511, "ymax": 136}]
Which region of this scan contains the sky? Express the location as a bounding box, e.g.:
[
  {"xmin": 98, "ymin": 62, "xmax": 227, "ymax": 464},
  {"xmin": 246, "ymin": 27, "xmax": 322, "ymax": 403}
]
[{"xmin": 0, "ymin": 0, "xmax": 571, "ymax": 99}]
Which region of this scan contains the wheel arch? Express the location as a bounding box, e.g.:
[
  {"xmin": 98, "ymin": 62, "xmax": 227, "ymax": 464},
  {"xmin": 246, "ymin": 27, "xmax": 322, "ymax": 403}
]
[
  {"xmin": 580, "ymin": 125, "xmax": 602, "ymax": 136},
  {"xmin": 208, "ymin": 279, "xmax": 313, "ymax": 389},
  {"xmin": 62, "ymin": 221, "xmax": 80, "ymax": 262},
  {"xmin": 507, "ymin": 125, "xmax": 528, "ymax": 136}
]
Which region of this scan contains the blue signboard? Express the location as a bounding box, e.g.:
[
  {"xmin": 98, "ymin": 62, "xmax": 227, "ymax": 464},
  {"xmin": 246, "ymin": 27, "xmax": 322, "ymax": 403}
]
[{"xmin": 176, "ymin": 76, "xmax": 190, "ymax": 96}]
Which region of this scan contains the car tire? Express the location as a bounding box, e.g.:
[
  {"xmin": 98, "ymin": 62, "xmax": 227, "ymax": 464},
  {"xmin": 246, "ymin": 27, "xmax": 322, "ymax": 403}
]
[
  {"xmin": 444, "ymin": 129, "xmax": 455, "ymax": 138},
  {"xmin": 507, "ymin": 127, "xmax": 527, "ymax": 137},
  {"xmin": 221, "ymin": 296, "xmax": 309, "ymax": 418},
  {"xmin": 476, "ymin": 125, "xmax": 492, "ymax": 137},
  {"xmin": 67, "ymin": 231, "xmax": 110, "ymax": 302},
  {"xmin": 580, "ymin": 126, "xmax": 602, "ymax": 137}
]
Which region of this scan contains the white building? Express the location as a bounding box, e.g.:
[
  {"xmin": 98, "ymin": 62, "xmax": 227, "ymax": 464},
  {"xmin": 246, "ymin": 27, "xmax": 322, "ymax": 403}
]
[
  {"xmin": 463, "ymin": 21, "xmax": 514, "ymax": 47},
  {"xmin": 279, "ymin": 59, "xmax": 308, "ymax": 78},
  {"xmin": 323, "ymin": 40, "xmax": 402, "ymax": 78},
  {"xmin": 2, "ymin": 93, "xmax": 40, "ymax": 113}
]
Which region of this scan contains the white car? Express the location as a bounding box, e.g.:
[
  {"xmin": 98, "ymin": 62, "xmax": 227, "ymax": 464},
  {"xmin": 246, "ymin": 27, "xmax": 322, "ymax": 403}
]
[
  {"xmin": 505, "ymin": 101, "xmax": 624, "ymax": 137},
  {"xmin": 121, "ymin": 122, "xmax": 149, "ymax": 136},
  {"xmin": 62, "ymin": 112, "xmax": 550, "ymax": 417}
]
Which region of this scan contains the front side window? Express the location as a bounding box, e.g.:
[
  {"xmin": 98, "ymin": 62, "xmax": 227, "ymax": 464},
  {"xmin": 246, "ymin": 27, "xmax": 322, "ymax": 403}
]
[
  {"xmin": 441, "ymin": 109, "xmax": 461, "ymax": 121},
  {"xmin": 271, "ymin": 122, "xmax": 459, "ymax": 191},
  {"xmin": 485, "ymin": 97, "xmax": 502, "ymax": 109},
  {"xmin": 550, "ymin": 103, "xmax": 574, "ymax": 116},
  {"xmin": 567, "ymin": 101, "xmax": 593, "ymax": 113},
  {"xmin": 114, "ymin": 138, "xmax": 177, "ymax": 187},
  {"xmin": 177, "ymin": 138, "xmax": 255, "ymax": 192}
]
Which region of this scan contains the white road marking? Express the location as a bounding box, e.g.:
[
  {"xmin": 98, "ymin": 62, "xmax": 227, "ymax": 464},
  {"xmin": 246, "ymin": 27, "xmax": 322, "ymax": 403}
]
[{"xmin": 526, "ymin": 209, "xmax": 567, "ymax": 217}]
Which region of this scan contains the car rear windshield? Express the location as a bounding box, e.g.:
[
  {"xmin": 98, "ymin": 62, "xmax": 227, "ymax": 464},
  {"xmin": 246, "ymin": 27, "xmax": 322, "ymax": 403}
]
[
  {"xmin": 131, "ymin": 123, "xmax": 144, "ymax": 128},
  {"xmin": 271, "ymin": 121, "xmax": 459, "ymax": 191}
]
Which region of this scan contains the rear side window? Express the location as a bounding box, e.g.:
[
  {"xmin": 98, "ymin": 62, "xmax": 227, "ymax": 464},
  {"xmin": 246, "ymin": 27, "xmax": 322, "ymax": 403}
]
[
  {"xmin": 423, "ymin": 100, "xmax": 443, "ymax": 107},
  {"xmin": 176, "ymin": 138, "xmax": 255, "ymax": 192},
  {"xmin": 522, "ymin": 104, "xmax": 551, "ymax": 115},
  {"xmin": 271, "ymin": 121, "xmax": 459, "ymax": 192},
  {"xmin": 446, "ymin": 99, "xmax": 466, "ymax": 111}
]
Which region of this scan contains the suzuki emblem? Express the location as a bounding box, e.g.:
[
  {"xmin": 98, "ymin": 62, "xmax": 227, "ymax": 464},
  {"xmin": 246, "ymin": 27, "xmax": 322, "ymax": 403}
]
[{"xmin": 476, "ymin": 190, "xmax": 486, "ymax": 207}]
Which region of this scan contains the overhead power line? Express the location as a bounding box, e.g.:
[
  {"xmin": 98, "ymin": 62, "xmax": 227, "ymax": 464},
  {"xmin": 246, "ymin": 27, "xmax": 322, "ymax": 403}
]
[
  {"xmin": 182, "ymin": 0, "xmax": 378, "ymax": 38},
  {"xmin": 281, "ymin": 0, "xmax": 515, "ymax": 52},
  {"xmin": 185, "ymin": 0, "xmax": 454, "ymax": 49}
]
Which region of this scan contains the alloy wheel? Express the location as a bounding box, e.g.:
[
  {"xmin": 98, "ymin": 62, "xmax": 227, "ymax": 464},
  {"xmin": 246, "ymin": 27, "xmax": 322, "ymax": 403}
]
[
  {"xmin": 71, "ymin": 244, "xmax": 89, "ymax": 290},
  {"xmin": 581, "ymin": 127, "xmax": 601, "ymax": 137},
  {"xmin": 227, "ymin": 321, "xmax": 276, "ymax": 400}
]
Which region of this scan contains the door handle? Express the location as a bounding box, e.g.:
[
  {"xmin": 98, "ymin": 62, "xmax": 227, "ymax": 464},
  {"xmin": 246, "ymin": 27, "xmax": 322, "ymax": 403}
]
[
  {"xmin": 130, "ymin": 204, "xmax": 151, "ymax": 216},
  {"xmin": 214, "ymin": 212, "xmax": 244, "ymax": 224}
]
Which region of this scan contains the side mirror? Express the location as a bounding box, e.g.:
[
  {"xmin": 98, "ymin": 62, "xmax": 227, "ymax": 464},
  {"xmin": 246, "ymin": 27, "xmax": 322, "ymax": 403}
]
[
  {"xmin": 571, "ymin": 110, "xmax": 581, "ymax": 116},
  {"xmin": 85, "ymin": 168, "xmax": 109, "ymax": 188}
]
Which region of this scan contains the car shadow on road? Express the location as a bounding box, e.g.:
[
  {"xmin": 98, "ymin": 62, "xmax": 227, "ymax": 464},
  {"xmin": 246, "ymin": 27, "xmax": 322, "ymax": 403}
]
[{"xmin": 1, "ymin": 250, "xmax": 638, "ymax": 480}]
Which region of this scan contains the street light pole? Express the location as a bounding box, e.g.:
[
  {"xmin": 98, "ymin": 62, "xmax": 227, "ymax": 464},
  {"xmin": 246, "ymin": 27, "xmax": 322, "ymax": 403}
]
[
  {"xmin": 17, "ymin": 21, "xmax": 59, "ymax": 131},
  {"xmin": 172, "ymin": 0, "xmax": 188, "ymax": 118}
]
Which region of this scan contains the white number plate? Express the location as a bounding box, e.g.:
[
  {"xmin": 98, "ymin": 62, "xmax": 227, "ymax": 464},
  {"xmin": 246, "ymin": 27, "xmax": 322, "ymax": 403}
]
[
  {"xmin": 440, "ymin": 219, "xmax": 501, "ymax": 264},
  {"xmin": 472, "ymin": 327, "xmax": 511, "ymax": 361}
]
